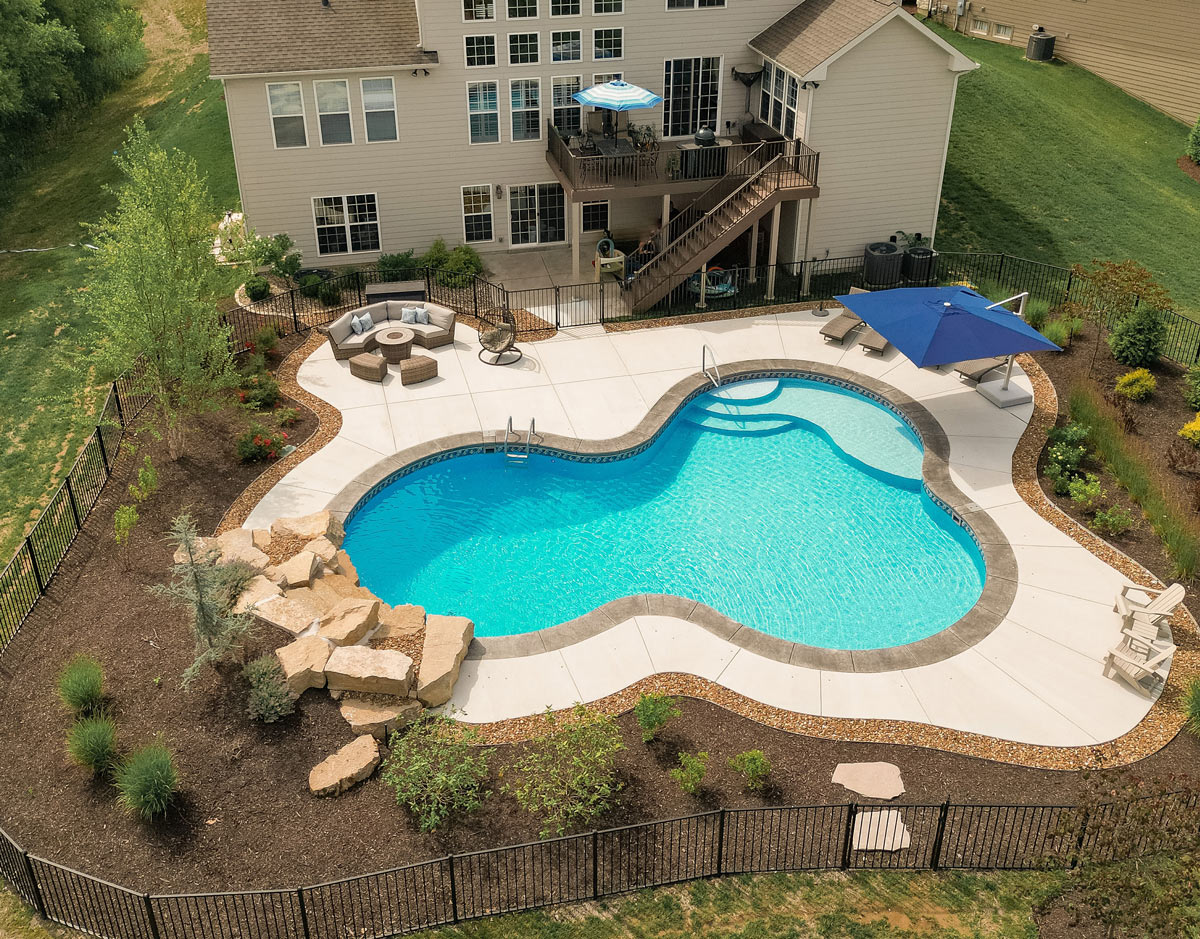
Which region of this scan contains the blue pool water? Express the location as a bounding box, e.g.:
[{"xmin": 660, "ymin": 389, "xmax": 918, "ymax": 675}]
[{"xmin": 343, "ymin": 378, "xmax": 985, "ymax": 650}]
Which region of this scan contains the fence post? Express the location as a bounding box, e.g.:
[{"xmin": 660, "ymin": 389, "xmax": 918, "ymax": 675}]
[
  {"xmin": 111, "ymin": 381, "xmax": 125, "ymax": 427},
  {"xmin": 21, "ymin": 852, "xmax": 46, "ymax": 920},
  {"xmin": 356, "ymin": 272, "xmax": 364, "ymax": 308},
  {"xmin": 25, "ymin": 539, "xmax": 44, "ymax": 597},
  {"xmin": 715, "ymin": 809, "xmax": 726, "ymax": 877},
  {"xmin": 841, "ymin": 803, "xmax": 857, "ymax": 870},
  {"xmin": 64, "ymin": 476, "xmax": 82, "ymax": 531},
  {"xmin": 1070, "ymin": 809, "xmax": 1090, "ymax": 870},
  {"xmin": 143, "ymin": 895, "xmax": 161, "ymax": 939},
  {"xmin": 591, "ymin": 830, "xmax": 599, "ymax": 899},
  {"xmin": 554, "ymin": 286, "xmax": 561, "ymax": 329},
  {"xmin": 996, "ymin": 253, "xmax": 1007, "ymax": 287},
  {"xmin": 473, "ymin": 276, "xmax": 479, "ymax": 319},
  {"xmin": 930, "ymin": 800, "xmax": 950, "ymax": 870},
  {"xmin": 290, "ymin": 290, "xmax": 301, "ymax": 335},
  {"xmin": 296, "ymin": 887, "xmax": 311, "ymax": 939},
  {"xmin": 447, "ymin": 854, "xmax": 460, "ymax": 924},
  {"xmin": 95, "ymin": 427, "xmax": 111, "ymax": 478}
]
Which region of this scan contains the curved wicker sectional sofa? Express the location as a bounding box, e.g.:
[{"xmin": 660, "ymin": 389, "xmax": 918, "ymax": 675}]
[{"xmin": 324, "ymin": 301, "xmax": 455, "ymax": 360}]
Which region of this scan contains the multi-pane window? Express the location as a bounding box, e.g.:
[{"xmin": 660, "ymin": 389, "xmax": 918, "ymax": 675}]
[
  {"xmin": 970, "ymin": 18, "xmax": 988, "ymax": 34},
  {"xmin": 994, "ymin": 23, "xmax": 1014, "ymax": 39},
  {"xmin": 667, "ymin": 0, "xmax": 725, "ymax": 7},
  {"xmin": 509, "ymin": 32, "xmax": 540, "ymax": 64},
  {"xmin": 758, "ymin": 60, "xmax": 798, "ymax": 138},
  {"xmin": 581, "ymin": 200, "xmax": 609, "ymax": 232},
  {"xmin": 467, "ymin": 81, "xmax": 500, "ymax": 143},
  {"xmin": 510, "ymin": 183, "xmax": 566, "ymax": 245},
  {"xmin": 314, "ymin": 80, "xmax": 353, "ymax": 145},
  {"xmin": 508, "ymin": 0, "xmax": 537, "ymax": 17},
  {"xmin": 551, "ymin": 0, "xmax": 580, "ymax": 13},
  {"xmin": 465, "ymin": 35, "xmax": 497, "ymax": 66},
  {"xmin": 552, "ymin": 30, "xmax": 581, "ymax": 62},
  {"xmin": 313, "ymin": 194, "xmax": 379, "ymax": 255},
  {"xmin": 593, "ymin": 71, "xmax": 622, "ymax": 84},
  {"xmin": 463, "ymin": 0, "xmax": 495, "ymax": 20},
  {"xmin": 511, "ymin": 78, "xmax": 541, "ymax": 140},
  {"xmin": 593, "ymin": 28, "xmax": 622, "ymax": 60},
  {"xmin": 663, "ymin": 56, "xmax": 720, "ymax": 137},
  {"xmin": 552, "ymin": 76, "xmax": 582, "ymax": 134},
  {"xmin": 361, "ymin": 77, "xmax": 397, "ymax": 142},
  {"xmin": 593, "ymin": 0, "xmax": 622, "ymax": 12},
  {"xmin": 462, "ymin": 185, "xmax": 494, "ymax": 243},
  {"xmin": 267, "ymin": 82, "xmax": 306, "ymax": 148}
]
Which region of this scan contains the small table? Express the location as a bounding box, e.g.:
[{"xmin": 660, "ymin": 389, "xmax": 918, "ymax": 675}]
[{"xmin": 374, "ymin": 327, "xmax": 414, "ymax": 364}]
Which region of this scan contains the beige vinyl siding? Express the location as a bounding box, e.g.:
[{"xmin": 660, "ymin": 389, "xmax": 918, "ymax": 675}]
[
  {"xmin": 799, "ymin": 16, "xmax": 958, "ymax": 262},
  {"xmin": 932, "ymin": 0, "xmax": 1199, "ymax": 124},
  {"xmin": 223, "ymin": 0, "xmax": 800, "ymax": 263}
]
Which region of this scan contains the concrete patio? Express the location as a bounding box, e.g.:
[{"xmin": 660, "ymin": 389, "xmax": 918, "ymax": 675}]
[{"xmin": 243, "ymin": 310, "xmax": 1169, "ymax": 748}]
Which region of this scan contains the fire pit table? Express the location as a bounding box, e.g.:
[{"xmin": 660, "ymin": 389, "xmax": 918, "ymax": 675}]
[{"xmin": 374, "ymin": 327, "xmax": 414, "ymax": 364}]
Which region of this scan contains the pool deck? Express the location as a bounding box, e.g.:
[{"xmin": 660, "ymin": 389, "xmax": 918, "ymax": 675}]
[{"xmin": 246, "ymin": 310, "xmax": 1168, "ymax": 748}]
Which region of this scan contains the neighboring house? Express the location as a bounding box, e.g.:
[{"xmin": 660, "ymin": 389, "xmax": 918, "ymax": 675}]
[
  {"xmin": 920, "ymin": 0, "xmax": 1200, "ymax": 125},
  {"xmin": 208, "ymin": 0, "xmax": 974, "ymax": 311}
]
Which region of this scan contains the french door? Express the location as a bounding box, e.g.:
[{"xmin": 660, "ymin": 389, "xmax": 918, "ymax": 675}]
[{"xmin": 510, "ymin": 182, "xmax": 566, "ymax": 246}]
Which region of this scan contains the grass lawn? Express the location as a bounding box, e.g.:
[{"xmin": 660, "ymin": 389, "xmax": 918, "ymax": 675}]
[
  {"xmin": 0, "ymin": 0, "xmax": 238, "ymax": 560},
  {"xmin": 931, "ymin": 22, "xmax": 1200, "ymax": 318}
]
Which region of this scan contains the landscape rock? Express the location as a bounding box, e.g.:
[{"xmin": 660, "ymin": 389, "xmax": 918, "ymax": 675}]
[
  {"xmin": 304, "ymin": 536, "xmax": 338, "ymax": 564},
  {"xmin": 334, "ymin": 550, "xmax": 359, "ymax": 584},
  {"xmin": 254, "ymin": 595, "xmax": 321, "ymax": 637},
  {"xmin": 308, "ymin": 735, "xmax": 379, "ymax": 797},
  {"xmin": 325, "ymin": 646, "xmax": 415, "ymax": 696},
  {"xmin": 832, "ymin": 763, "xmax": 906, "ymax": 801},
  {"xmin": 276, "ymin": 551, "xmax": 320, "ymax": 589},
  {"xmin": 319, "ymin": 598, "xmax": 380, "ymax": 646},
  {"xmin": 251, "ymin": 528, "xmax": 273, "ymax": 552},
  {"xmin": 214, "ymin": 528, "xmax": 270, "ymax": 570},
  {"xmin": 313, "ymin": 572, "xmax": 374, "ymax": 601},
  {"xmin": 173, "ymin": 536, "xmax": 215, "ymax": 564},
  {"xmin": 276, "ymin": 636, "xmax": 332, "ymax": 694},
  {"xmin": 417, "ymin": 615, "xmax": 474, "ymax": 706},
  {"xmin": 233, "ymin": 575, "xmax": 282, "ymax": 614},
  {"xmin": 338, "ymin": 697, "xmax": 423, "ymax": 738},
  {"xmin": 852, "ymin": 809, "xmax": 911, "ymax": 852},
  {"xmin": 376, "ymin": 603, "xmax": 425, "ymax": 639},
  {"xmin": 272, "ymin": 511, "xmax": 345, "ymax": 547}
]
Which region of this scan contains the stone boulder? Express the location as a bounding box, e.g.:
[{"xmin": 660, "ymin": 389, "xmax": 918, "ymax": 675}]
[
  {"xmin": 376, "ymin": 603, "xmax": 425, "ymax": 640},
  {"xmin": 417, "ymin": 615, "xmax": 474, "ymax": 707},
  {"xmin": 254, "ymin": 595, "xmax": 321, "ymax": 637},
  {"xmin": 275, "ymin": 550, "xmax": 320, "ymax": 589},
  {"xmin": 276, "ymin": 636, "xmax": 332, "ymax": 695},
  {"xmin": 339, "ymin": 697, "xmax": 423, "ymax": 739},
  {"xmin": 325, "ymin": 646, "xmax": 415, "ymax": 696},
  {"xmin": 308, "ymin": 735, "xmax": 379, "ymax": 797},
  {"xmin": 215, "ymin": 528, "xmax": 270, "ymax": 571},
  {"xmin": 334, "ymin": 550, "xmax": 359, "ymax": 584},
  {"xmin": 173, "ymin": 536, "xmax": 215, "ymax": 564},
  {"xmin": 252, "ymin": 528, "xmax": 272, "ymax": 552},
  {"xmin": 319, "ymin": 598, "xmax": 380, "ymax": 646},
  {"xmin": 272, "ymin": 511, "xmax": 345, "ymax": 547},
  {"xmin": 304, "ymin": 536, "xmax": 338, "ymax": 565},
  {"xmin": 233, "ymin": 575, "xmax": 282, "ymax": 614}
]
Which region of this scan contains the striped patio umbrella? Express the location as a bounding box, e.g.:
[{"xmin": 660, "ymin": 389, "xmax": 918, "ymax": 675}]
[{"xmin": 572, "ymin": 79, "xmax": 663, "ymax": 111}]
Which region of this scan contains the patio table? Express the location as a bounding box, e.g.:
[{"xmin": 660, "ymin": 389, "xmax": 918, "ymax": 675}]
[{"xmin": 375, "ymin": 327, "xmax": 414, "ymax": 364}]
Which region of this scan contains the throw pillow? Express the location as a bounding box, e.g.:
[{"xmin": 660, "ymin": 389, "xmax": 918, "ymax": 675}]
[
  {"xmin": 359, "ymin": 310, "xmax": 375, "ymax": 331},
  {"xmin": 400, "ymin": 307, "xmax": 419, "ymax": 324},
  {"xmin": 349, "ymin": 314, "xmax": 365, "ymax": 336},
  {"xmin": 415, "ymin": 308, "xmax": 431, "ymax": 325}
]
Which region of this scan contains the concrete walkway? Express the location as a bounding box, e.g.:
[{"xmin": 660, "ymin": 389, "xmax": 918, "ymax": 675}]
[{"xmin": 245, "ymin": 309, "xmax": 1167, "ymax": 747}]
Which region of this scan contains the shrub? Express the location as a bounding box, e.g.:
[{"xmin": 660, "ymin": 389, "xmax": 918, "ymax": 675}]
[
  {"xmin": 275, "ymin": 407, "xmax": 300, "ymax": 428},
  {"xmin": 1179, "ymin": 415, "xmax": 1200, "ymax": 448},
  {"xmin": 67, "ymin": 714, "xmax": 118, "ymax": 775},
  {"xmin": 1188, "ymin": 116, "xmax": 1200, "ymax": 164},
  {"xmin": 1108, "ymin": 307, "xmax": 1167, "ymax": 367},
  {"xmin": 729, "ymin": 749, "xmax": 772, "ymax": 791},
  {"xmin": 382, "ymin": 715, "xmax": 494, "ymax": 832},
  {"xmin": 420, "ymin": 238, "xmax": 452, "ymax": 271},
  {"xmin": 669, "ymin": 751, "xmax": 709, "ymax": 796},
  {"xmin": 115, "ymin": 741, "xmax": 179, "ymax": 821},
  {"xmin": 1044, "ymin": 436, "xmax": 1089, "ymax": 495},
  {"xmin": 257, "ymin": 233, "xmax": 302, "ymax": 280},
  {"xmin": 128, "ymin": 455, "xmax": 158, "ymax": 503},
  {"xmin": 1185, "ymin": 365, "xmax": 1200, "ymax": 411},
  {"xmin": 298, "ymin": 273, "xmax": 323, "ymax": 298},
  {"xmin": 1092, "ymin": 505, "xmax": 1135, "ymax": 537},
  {"xmin": 243, "ymin": 655, "xmax": 295, "ymax": 723},
  {"xmin": 1185, "ymin": 678, "xmax": 1200, "ymax": 737},
  {"xmin": 503, "ymin": 704, "xmax": 624, "ymax": 838},
  {"xmin": 1114, "ymin": 368, "xmax": 1157, "ymax": 402},
  {"xmin": 1024, "ymin": 302, "xmax": 1049, "ymax": 332},
  {"xmin": 1041, "ymin": 318, "xmax": 1070, "ymax": 348},
  {"xmin": 1048, "ymin": 422, "xmax": 1090, "ymax": 448},
  {"xmin": 251, "ymin": 324, "xmax": 279, "ymax": 355},
  {"xmin": 317, "ymin": 278, "xmax": 343, "ymax": 307},
  {"xmin": 245, "ymin": 275, "xmax": 271, "ymax": 302},
  {"xmin": 236, "ymin": 423, "xmax": 288, "ymax": 462},
  {"xmin": 238, "ymin": 370, "xmax": 280, "ymax": 410},
  {"xmin": 632, "ymin": 692, "xmax": 681, "ymax": 743},
  {"xmin": 1166, "ymin": 438, "xmax": 1200, "ymax": 478},
  {"xmin": 113, "ymin": 503, "xmax": 139, "ymax": 548},
  {"xmin": 59, "ymin": 654, "xmax": 105, "ymax": 716},
  {"xmin": 378, "ymin": 249, "xmax": 419, "ymax": 281},
  {"xmin": 1068, "ymin": 473, "xmax": 1105, "ymax": 512}
]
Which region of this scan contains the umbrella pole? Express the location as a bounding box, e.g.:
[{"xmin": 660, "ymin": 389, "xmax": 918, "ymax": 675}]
[{"xmin": 1002, "ymin": 354, "xmax": 1015, "ymax": 390}]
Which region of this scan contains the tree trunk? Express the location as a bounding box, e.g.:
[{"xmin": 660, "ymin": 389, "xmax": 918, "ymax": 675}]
[{"xmin": 166, "ymin": 421, "xmax": 186, "ymax": 461}]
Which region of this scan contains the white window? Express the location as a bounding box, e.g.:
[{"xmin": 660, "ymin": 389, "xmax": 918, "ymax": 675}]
[
  {"xmin": 663, "ymin": 56, "xmax": 720, "ymax": 137},
  {"xmin": 551, "ymin": 0, "xmax": 580, "ymax": 13},
  {"xmin": 463, "ymin": 0, "xmax": 495, "ymax": 20},
  {"xmin": 462, "ymin": 185, "xmax": 494, "ymax": 243},
  {"xmin": 994, "ymin": 23, "xmax": 1014, "ymax": 40},
  {"xmin": 267, "ymin": 82, "xmax": 306, "ymax": 148},
  {"xmin": 552, "ymin": 75, "xmax": 582, "ymax": 134},
  {"xmin": 758, "ymin": 59, "xmax": 798, "ymax": 138},
  {"xmin": 361, "ymin": 78, "xmax": 397, "ymax": 142},
  {"xmin": 971, "ymin": 18, "xmax": 988, "ymax": 34},
  {"xmin": 508, "ymin": 0, "xmax": 537, "ymax": 17},
  {"xmin": 593, "ymin": 0, "xmax": 622, "ymax": 12},
  {"xmin": 509, "ymin": 32, "xmax": 540, "ymax": 64},
  {"xmin": 467, "ymin": 81, "xmax": 500, "ymax": 143},
  {"xmin": 593, "ymin": 27, "xmax": 622, "ymax": 60},
  {"xmin": 581, "ymin": 200, "xmax": 608, "ymax": 232},
  {"xmin": 313, "ymin": 194, "xmax": 379, "ymax": 255},
  {"xmin": 511, "ymin": 78, "xmax": 541, "ymax": 141},
  {"xmin": 552, "ymin": 30, "xmax": 581, "ymax": 62},
  {"xmin": 667, "ymin": 0, "xmax": 724, "ymax": 8},
  {"xmin": 465, "ymin": 35, "xmax": 497, "ymax": 67},
  {"xmin": 314, "ymin": 80, "xmax": 353, "ymax": 145},
  {"xmin": 593, "ymin": 71, "xmax": 622, "ymax": 84}
]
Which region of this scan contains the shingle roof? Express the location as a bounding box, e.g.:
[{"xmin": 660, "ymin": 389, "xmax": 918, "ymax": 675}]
[
  {"xmin": 207, "ymin": 0, "xmax": 437, "ymax": 78},
  {"xmin": 750, "ymin": 0, "xmax": 896, "ymax": 79}
]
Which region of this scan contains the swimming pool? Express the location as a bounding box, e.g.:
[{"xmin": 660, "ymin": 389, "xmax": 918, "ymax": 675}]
[{"xmin": 342, "ymin": 377, "xmax": 986, "ymax": 650}]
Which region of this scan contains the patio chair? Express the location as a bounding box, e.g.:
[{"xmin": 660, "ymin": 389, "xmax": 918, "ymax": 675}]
[
  {"xmin": 1103, "ymin": 634, "xmax": 1176, "ymax": 697},
  {"xmin": 478, "ymin": 309, "xmax": 523, "ymax": 365},
  {"xmin": 1114, "ymin": 582, "xmax": 1185, "ymax": 630},
  {"xmin": 820, "ymin": 289, "xmax": 869, "ymax": 344},
  {"xmin": 858, "ymin": 328, "xmax": 890, "ymax": 354},
  {"xmin": 954, "ymin": 357, "xmax": 1007, "ymax": 383}
]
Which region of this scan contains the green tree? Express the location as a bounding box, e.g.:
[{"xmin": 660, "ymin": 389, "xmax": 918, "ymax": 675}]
[
  {"xmin": 84, "ymin": 120, "xmax": 237, "ymax": 459},
  {"xmin": 0, "ymin": 0, "xmax": 80, "ymax": 158},
  {"xmin": 43, "ymin": 0, "xmax": 144, "ymax": 99},
  {"xmin": 1188, "ymin": 115, "xmax": 1200, "ymax": 164}
]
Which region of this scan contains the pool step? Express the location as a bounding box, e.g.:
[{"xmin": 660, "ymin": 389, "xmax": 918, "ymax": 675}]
[{"xmin": 707, "ymin": 379, "xmax": 782, "ymax": 407}]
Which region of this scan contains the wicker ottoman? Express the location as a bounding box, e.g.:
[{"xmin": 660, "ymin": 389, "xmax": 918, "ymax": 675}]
[
  {"xmin": 349, "ymin": 352, "xmax": 388, "ymax": 382},
  {"xmin": 399, "ymin": 354, "xmax": 438, "ymax": 385}
]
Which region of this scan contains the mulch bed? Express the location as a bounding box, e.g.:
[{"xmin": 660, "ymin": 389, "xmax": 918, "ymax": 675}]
[{"xmin": 1178, "ymin": 154, "xmax": 1200, "ymax": 186}]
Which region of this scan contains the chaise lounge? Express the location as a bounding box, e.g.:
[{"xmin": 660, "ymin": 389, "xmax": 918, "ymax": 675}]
[{"xmin": 324, "ymin": 301, "xmax": 456, "ymax": 361}]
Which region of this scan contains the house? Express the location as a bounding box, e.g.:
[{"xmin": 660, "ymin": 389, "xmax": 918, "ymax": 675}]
[
  {"xmin": 920, "ymin": 0, "xmax": 1200, "ymax": 125},
  {"xmin": 208, "ymin": 0, "xmax": 975, "ymax": 311}
]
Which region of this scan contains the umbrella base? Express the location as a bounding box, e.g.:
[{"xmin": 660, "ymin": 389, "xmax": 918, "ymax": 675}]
[{"xmin": 976, "ymin": 378, "xmax": 1032, "ymax": 408}]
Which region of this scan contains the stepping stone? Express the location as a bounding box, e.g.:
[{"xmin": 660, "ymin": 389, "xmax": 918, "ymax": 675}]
[
  {"xmin": 832, "ymin": 762, "xmax": 906, "ymax": 801},
  {"xmin": 852, "ymin": 809, "xmax": 911, "ymax": 852},
  {"xmin": 308, "ymin": 735, "xmax": 379, "ymax": 797},
  {"xmin": 319, "ymin": 598, "xmax": 380, "ymax": 646},
  {"xmin": 417, "ymin": 615, "xmax": 474, "ymax": 707},
  {"xmin": 233, "ymin": 575, "xmax": 282, "ymax": 614},
  {"xmin": 339, "ymin": 696, "xmax": 423, "ymax": 739},
  {"xmin": 325, "ymin": 646, "xmax": 415, "ymax": 696},
  {"xmin": 271, "ymin": 511, "xmax": 345, "ymax": 547},
  {"xmin": 276, "ymin": 636, "xmax": 332, "ymax": 694},
  {"xmin": 254, "ymin": 595, "xmax": 321, "ymax": 637},
  {"xmin": 275, "ymin": 550, "xmax": 320, "ymax": 589}
]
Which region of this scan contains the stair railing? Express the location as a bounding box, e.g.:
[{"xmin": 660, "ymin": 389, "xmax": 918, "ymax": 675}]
[{"xmin": 701, "ymin": 344, "xmax": 722, "ymax": 388}]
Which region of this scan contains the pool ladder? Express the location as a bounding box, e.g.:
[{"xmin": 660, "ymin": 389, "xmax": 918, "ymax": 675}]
[
  {"xmin": 503, "ymin": 416, "xmax": 535, "ymax": 464},
  {"xmin": 701, "ymin": 344, "xmax": 722, "ymax": 388}
]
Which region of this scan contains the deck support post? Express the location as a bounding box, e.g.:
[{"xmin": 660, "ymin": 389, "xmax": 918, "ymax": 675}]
[
  {"xmin": 748, "ymin": 219, "xmax": 759, "ymax": 283},
  {"xmin": 571, "ymin": 201, "xmax": 583, "ymax": 282},
  {"xmin": 696, "ymin": 261, "xmax": 708, "ymax": 309},
  {"xmin": 765, "ymin": 202, "xmax": 782, "ymax": 301}
]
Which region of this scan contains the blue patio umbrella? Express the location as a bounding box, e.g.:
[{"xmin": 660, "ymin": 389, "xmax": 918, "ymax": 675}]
[{"xmin": 572, "ymin": 79, "xmax": 664, "ymax": 111}]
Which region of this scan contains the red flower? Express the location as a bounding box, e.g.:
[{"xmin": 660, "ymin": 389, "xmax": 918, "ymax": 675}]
[
  {"xmin": 253, "ymin": 435, "xmax": 263, "ymax": 445},
  {"xmin": 268, "ymin": 451, "xmax": 276, "ymax": 459},
  {"xmin": 281, "ymin": 432, "xmax": 289, "ymax": 440}
]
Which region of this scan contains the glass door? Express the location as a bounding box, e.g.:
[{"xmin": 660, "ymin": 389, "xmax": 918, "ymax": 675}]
[{"xmin": 510, "ymin": 182, "xmax": 566, "ymax": 245}]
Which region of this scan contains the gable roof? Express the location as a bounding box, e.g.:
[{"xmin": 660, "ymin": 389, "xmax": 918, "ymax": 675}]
[{"xmin": 207, "ymin": 0, "xmax": 438, "ymax": 79}]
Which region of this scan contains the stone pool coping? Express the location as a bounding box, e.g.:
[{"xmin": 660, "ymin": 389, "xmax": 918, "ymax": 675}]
[{"xmin": 325, "ymin": 359, "xmax": 1017, "ymax": 674}]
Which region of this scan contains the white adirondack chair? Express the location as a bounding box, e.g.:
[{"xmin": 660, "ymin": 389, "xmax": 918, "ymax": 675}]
[
  {"xmin": 1103, "ymin": 634, "xmax": 1176, "ymax": 697},
  {"xmin": 1113, "ymin": 582, "xmax": 1185, "ymax": 630}
]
